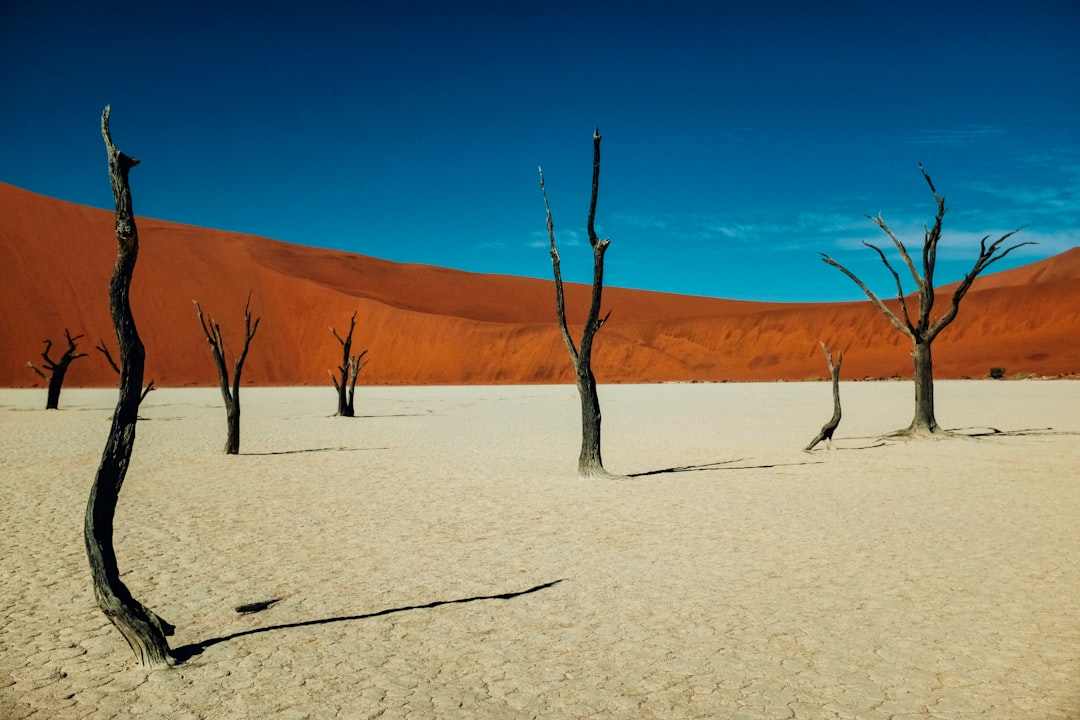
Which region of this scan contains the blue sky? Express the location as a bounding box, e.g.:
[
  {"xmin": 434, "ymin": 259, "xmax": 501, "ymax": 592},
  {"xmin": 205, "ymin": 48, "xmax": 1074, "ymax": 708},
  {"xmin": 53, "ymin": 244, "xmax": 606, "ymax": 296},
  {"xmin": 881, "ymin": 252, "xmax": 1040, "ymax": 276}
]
[{"xmin": 2, "ymin": 0, "xmax": 1078, "ymax": 302}]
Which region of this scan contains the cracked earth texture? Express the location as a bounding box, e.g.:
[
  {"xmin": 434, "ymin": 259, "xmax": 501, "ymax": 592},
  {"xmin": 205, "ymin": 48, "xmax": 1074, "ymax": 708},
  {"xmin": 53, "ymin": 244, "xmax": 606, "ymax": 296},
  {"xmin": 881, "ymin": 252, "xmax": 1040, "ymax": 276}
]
[{"xmin": 1, "ymin": 382, "xmax": 1078, "ymax": 719}]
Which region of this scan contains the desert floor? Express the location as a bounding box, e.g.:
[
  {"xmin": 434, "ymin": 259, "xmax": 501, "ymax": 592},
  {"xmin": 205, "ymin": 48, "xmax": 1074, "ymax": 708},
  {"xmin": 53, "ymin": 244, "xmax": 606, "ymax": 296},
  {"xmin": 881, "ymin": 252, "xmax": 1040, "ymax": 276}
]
[{"xmin": 1, "ymin": 381, "xmax": 1078, "ymax": 719}]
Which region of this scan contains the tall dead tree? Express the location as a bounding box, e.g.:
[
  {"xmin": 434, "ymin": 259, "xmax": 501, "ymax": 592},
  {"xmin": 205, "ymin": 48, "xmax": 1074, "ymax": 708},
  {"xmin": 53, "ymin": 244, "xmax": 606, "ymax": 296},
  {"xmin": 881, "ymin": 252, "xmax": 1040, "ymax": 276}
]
[
  {"xmin": 820, "ymin": 165, "xmax": 1032, "ymax": 435},
  {"xmin": 540, "ymin": 129, "xmax": 616, "ymax": 479},
  {"xmin": 85, "ymin": 105, "xmax": 175, "ymax": 668},
  {"xmin": 329, "ymin": 311, "xmax": 368, "ymax": 417},
  {"xmin": 804, "ymin": 342, "xmax": 843, "ymax": 452},
  {"xmin": 194, "ymin": 294, "xmax": 260, "ymax": 454},
  {"xmin": 96, "ymin": 339, "xmax": 156, "ymax": 402},
  {"xmin": 27, "ymin": 329, "xmax": 87, "ymax": 409}
]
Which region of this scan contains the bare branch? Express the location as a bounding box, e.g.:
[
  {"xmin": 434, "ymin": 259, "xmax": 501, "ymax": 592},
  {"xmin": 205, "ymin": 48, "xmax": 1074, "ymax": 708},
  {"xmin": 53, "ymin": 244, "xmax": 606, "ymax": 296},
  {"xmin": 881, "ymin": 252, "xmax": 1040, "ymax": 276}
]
[
  {"xmin": 96, "ymin": 339, "xmax": 122, "ymax": 374},
  {"xmin": 868, "ymin": 214, "xmax": 923, "ymax": 292},
  {"xmin": 819, "ymin": 253, "xmax": 914, "ymax": 340},
  {"xmin": 540, "ymin": 166, "xmax": 579, "ymax": 362},
  {"xmin": 231, "ymin": 292, "xmax": 261, "ymax": 401},
  {"xmin": 860, "ymin": 240, "xmax": 915, "ymax": 331},
  {"xmin": 930, "ymin": 228, "xmax": 1035, "ymax": 339},
  {"xmin": 27, "ymin": 362, "xmax": 48, "ymax": 382}
]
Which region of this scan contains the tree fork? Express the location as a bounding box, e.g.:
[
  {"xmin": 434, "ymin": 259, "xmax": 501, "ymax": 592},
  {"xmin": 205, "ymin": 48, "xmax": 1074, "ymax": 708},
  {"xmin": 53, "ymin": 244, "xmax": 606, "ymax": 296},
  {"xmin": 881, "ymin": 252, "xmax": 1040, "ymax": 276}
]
[
  {"xmin": 330, "ymin": 311, "xmax": 368, "ymax": 417},
  {"xmin": 195, "ymin": 293, "xmax": 260, "ymax": 454},
  {"xmin": 28, "ymin": 329, "xmax": 87, "ymax": 409},
  {"xmin": 85, "ymin": 105, "xmax": 175, "ymax": 668},
  {"xmin": 820, "ymin": 166, "xmax": 1032, "ymax": 437},
  {"xmin": 541, "ymin": 128, "xmax": 617, "ymax": 479}
]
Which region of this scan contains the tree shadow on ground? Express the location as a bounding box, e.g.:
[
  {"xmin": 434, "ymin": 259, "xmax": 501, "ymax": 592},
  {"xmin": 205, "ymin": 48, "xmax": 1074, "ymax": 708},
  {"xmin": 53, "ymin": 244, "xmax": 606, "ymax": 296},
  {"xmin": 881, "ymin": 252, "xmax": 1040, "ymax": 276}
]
[
  {"xmin": 241, "ymin": 446, "xmax": 387, "ymax": 456},
  {"xmin": 822, "ymin": 426, "xmax": 1079, "ymax": 448},
  {"xmin": 627, "ymin": 458, "xmax": 823, "ymax": 478},
  {"xmin": 172, "ymin": 579, "xmax": 565, "ymax": 662}
]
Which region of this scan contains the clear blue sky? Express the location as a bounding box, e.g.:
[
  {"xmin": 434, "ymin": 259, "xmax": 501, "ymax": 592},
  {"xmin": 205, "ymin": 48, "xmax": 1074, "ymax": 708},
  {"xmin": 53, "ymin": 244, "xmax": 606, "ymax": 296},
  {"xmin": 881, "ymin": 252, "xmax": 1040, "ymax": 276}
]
[{"xmin": 2, "ymin": 0, "xmax": 1078, "ymax": 301}]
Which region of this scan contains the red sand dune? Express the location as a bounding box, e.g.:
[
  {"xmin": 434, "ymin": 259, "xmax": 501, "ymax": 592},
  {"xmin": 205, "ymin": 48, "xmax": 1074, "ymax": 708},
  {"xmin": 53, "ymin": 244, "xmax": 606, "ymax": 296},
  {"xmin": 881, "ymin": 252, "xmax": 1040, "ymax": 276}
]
[{"xmin": 2, "ymin": 181, "xmax": 1078, "ymax": 388}]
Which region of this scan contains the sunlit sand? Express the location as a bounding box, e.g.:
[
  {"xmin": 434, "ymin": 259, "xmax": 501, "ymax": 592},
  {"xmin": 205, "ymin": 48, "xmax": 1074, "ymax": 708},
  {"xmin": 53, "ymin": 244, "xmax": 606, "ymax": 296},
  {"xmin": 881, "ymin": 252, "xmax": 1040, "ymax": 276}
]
[{"xmin": 1, "ymin": 382, "xmax": 1078, "ymax": 719}]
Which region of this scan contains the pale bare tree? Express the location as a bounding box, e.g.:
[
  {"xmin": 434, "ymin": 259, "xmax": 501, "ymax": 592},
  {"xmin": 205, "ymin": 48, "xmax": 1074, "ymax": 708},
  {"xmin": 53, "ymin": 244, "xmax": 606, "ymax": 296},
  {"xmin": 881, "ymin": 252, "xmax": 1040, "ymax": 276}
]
[
  {"xmin": 821, "ymin": 166, "xmax": 1032, "ymax": 435},
  {"xmin": 194, "ymin": 294, "xmax": 260, "ymax": 454},
  {"xmin": 85, "ymin": 106, "xmax": 175, "ymax": 667},
  {"xmin": 540, "ymin": 129, "xmax": 617, "ymax": 479}
]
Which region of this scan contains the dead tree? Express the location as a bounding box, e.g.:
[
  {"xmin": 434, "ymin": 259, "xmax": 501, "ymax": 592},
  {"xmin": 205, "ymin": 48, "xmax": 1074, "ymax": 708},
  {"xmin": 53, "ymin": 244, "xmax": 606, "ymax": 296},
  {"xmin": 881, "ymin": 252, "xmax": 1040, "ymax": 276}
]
[
  {"xmin": 804, "ymin": 342, "xmax": 843, "ymax": 452},
  {"xmin": 27, "ymin": 329, "xmax": 87, "ymax": 409},
  {"xmin": 194, "ymin": 294, "xmax": 260, "ymax": 454},
  {"xmin": 820, "ymin": 166, "xmax": 1032, "ymax": 436},
  {"xmin": 540, "ymin": 129, "xmax": 617, "ymax": 479},
  {"xmin": 96, "ymin": 339, "xmax": 155, "ymax": 402},
  {"xmin": 329, "ymin": 311, "xmax": 368, "ymax": 417},
  {"xmin": 85, "ymin": 105, "xmax": 175, "ymax": 668}
]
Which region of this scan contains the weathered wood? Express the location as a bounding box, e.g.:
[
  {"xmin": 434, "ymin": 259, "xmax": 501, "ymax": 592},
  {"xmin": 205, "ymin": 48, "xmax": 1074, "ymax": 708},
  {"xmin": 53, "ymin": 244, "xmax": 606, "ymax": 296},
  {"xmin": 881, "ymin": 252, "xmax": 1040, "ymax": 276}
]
[
  {"xmin": 820, "ymin": 166, "xmax": 1032, "ymax": 436},
  {"xmin": 28, "ymin": 329, "xmax": 87, "ymax": 409},
  {"xmin": 541, "ymin": 129, "xmax": 617, "ymax": 479},
  {"xmin": 85, "ymin": 105, "xmax": 175, "ymax": 668},
  {"xmin": 195, "ymin": 293, "xmax": 260, "ymax": 454},
  {"xmin": 330, "ymin": 312, "xmax": 368, "ymax": 417},
  {"xmin": 804, "ymin": 342, "xmax": 843, "ymax": 452},
  {"xmin": 96, "ymin": 339, "xmax": 155, "ymax": 402}
]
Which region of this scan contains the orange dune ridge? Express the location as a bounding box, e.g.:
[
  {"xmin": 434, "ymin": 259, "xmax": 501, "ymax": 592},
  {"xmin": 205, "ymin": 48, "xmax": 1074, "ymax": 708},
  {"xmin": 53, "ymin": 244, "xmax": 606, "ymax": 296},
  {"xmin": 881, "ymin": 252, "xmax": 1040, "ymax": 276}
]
[{"xmin": 2, "ymin": 181, "xmax": 1078, "ymax": 388}]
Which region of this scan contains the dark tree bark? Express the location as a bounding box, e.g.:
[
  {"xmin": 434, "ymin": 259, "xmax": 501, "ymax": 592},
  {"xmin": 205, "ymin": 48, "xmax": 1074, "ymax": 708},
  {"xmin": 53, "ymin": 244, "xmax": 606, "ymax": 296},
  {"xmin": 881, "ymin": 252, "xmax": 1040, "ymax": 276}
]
[
  {"xmin": 540, "ymin": 129, "xmax": 616, "ymax": 479},
  {"xmin": 85, "ymin": 105, "xmax": 175, "ymax": 668},
  {"xmin": 194, "ymin": 294, "xmax": 260, "ymax": 454},
  {"xmin": 329, "ymin": 311, "xmax": 368, "ymax": 417},
  {"xmin": 820, "ymin": 166, "xmax": 1033, "ymax": 436},
  {"xmin": 27, "ymin": 329, "xmax": 87, "ymax": 409},
  {"xmin": 804, "ymin": 342, "xmax": 843, "ymax": 452},
  {"xmin": 96, "ymin": 339, "xmax": 155, "ymax": 402}
]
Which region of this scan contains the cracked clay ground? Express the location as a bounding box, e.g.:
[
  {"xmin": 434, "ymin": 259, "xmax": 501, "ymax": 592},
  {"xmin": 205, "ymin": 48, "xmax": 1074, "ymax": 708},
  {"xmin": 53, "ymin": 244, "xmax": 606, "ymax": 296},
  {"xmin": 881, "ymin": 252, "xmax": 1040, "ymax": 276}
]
[{"xmin": 1, "ymin": 382, "xmax": 1078, "ymax": 719}]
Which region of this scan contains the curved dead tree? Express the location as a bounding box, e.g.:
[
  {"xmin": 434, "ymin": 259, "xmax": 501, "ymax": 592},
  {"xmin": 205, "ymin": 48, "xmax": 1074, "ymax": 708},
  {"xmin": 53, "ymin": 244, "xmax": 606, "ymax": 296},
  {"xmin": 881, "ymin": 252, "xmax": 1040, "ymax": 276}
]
[
  {"xmin": 820, "ymin": 166, "xmax": 1032, "ymax": 436},
  {"xmin": 804, "ymin": 342, "xmax": 843, "ymax": 452},
  {"xmin": 85, "ymin": 106, "xmax": 175, "ymax": 668},
  {"xmin": 329, "ymin": 311, "xmax": 368, "ymax": 417},
  {"xmin": 194, "ymin": 294, "xmax": 260, "ymax": 454},
  {"xmin": 540, "ymin": 129, "xmax": 617, "ymax": 479},
  {"xmin": 27, "ymin": 329, "xmax": 87, "ymax": 409},
  {"xmin": 96, "ymin": 339, "xmax": 155, "ymax": 402}
]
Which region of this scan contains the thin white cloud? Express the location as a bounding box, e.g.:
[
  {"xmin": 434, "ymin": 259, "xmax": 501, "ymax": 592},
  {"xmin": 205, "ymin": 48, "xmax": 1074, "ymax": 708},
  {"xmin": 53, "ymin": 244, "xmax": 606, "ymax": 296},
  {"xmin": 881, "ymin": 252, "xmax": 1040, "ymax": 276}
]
[{"xmin": 906, "ymin": 125, "xmax": 1008, "ymax": 145}]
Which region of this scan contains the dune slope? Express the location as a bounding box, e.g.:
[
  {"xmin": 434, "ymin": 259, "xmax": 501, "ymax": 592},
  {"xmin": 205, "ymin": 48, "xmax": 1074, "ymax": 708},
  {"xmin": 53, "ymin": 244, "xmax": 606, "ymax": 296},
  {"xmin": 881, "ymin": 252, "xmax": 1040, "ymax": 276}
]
[{"xmin": 2, "ymin": 181, "xmax": 1078, "ymax": 387}]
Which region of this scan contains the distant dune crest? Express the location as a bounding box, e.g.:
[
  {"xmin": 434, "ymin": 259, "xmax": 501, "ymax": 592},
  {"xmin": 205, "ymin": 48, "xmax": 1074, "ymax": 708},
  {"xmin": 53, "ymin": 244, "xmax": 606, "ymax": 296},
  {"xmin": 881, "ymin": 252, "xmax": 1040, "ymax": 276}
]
[{"xmin": 2, "ymin": 181, "xmax": 1078, "ymax": 387}]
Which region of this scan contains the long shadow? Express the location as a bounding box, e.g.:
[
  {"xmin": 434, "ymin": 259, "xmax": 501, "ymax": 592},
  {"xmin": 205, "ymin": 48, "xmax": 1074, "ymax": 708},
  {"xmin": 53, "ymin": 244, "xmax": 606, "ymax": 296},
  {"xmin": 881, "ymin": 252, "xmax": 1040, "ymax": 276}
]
[
  {"xmin": 242, "ymin": 446, "xmax": 387, "ymax": 456},
  {"xmin": 627, "ymin": 458, "xmax": 823, "ymax": 478},
  {"xmin": 172, "ymin": 579, "xmax": 565, "ymax": 662}
]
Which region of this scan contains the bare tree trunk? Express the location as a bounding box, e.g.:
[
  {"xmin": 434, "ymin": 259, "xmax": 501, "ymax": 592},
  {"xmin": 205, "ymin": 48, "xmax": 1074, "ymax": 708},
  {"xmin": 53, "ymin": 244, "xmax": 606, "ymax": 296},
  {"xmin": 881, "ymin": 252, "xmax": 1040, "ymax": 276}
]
[
  {"xmin": 540, "ymin": 129, "xmax": 617, "ymax": 479},
  {"xmin": 97, "ymin": 339, "xmax": 155, "ymax": 402},
  {"xmin": 909, "ymin": 341, "xmax": 938, "ymax": 434},
  {"xmin": 576, "ymin": 365, "xmax": 605, "ymax": 473},
  {"xmin": 330, "ymin": 312, "xmax": 368, "ymax": 417},
  {"xmin": 86, "ymin": 105, "xmax": 175, "ymax": 668},
  {"xmin": 195, "ymin": 295, "xmax": 260, "ymax": 455},
  {"xmin": 804, "ymin": 343, "xmax": 843, "ymax": 452},
  {"xmin": 28, "ymin": 330, "xmax": 87, "ymax": 409}
]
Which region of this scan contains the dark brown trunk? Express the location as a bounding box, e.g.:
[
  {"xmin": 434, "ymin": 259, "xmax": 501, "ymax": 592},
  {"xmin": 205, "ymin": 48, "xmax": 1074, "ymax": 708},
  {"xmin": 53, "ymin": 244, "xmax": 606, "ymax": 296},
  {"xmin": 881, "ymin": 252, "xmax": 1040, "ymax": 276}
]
[
  {"xmin": 575, "ymin": 363, "xmax": 606, "ymax": 478},
  {"xmin": 909, "ymin": 340, "xmax": 939, "ymax": 434},
  {"xmin": 225, "ymin": 400, "xmax": 240, "ymax": 455},
  {"xmin": 86, "ymin": 106, "xmax": 175, "ymax": 668},
  {"xmin": 46, "ymin": 370, "xmax": 65, "ymax": 409},
  {"xmin": 804, "ymin": 344, "xmax": 843, "ymax": 451}
]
